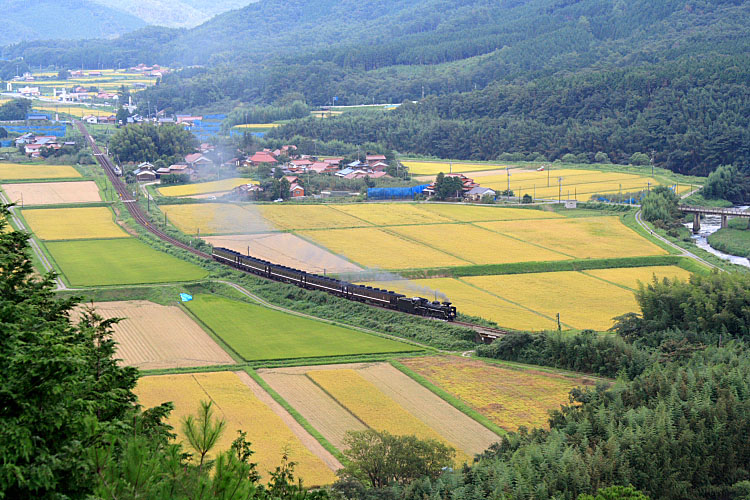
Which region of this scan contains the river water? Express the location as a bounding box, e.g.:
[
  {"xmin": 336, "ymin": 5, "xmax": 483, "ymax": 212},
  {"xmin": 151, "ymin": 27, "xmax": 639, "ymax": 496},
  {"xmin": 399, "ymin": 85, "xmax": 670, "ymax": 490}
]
[{"xmin": 684, "ymin": 206, "xmax": 750, "ymax": 268}]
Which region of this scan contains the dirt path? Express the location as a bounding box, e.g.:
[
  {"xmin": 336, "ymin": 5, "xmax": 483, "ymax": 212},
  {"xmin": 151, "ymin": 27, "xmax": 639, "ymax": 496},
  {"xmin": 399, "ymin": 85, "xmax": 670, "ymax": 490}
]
[{"xmin": 235, "ymin": 371, "xmax": 343, "ymax": 472}]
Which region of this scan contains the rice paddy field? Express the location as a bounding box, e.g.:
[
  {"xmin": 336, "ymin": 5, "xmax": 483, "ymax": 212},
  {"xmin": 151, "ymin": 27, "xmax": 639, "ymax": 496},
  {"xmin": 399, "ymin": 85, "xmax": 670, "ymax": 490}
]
[
  {"xmin": 161, "ymin": 203, "xmax": 272, "ymax": 234},
  {"xmin": 0, "ymin": 163, "xmax": 81, "ymax": 180},
  {"xmin": 23, "ymin": 206, "xmax": 129, "ymax": 240},
  {"xmin": 158, "ymin": 178, "xmax": 256, "ymax": 197},
  {"xmin": 261, "ymin": 363, "xmax": 498, "ymax": 459},
  {"xmin": 1, "ymin": 181, "xmax": 101, "ymax": 205},
  {"xmin": 135, "ymin": 371, "xmax": 339, "ymax": 485},
  {"xmin": 183, "ymin": 294, "xmax": 419, "ymax": 361},
  {"xmin": 400, "ymin": 356, "xmax": 598, "ymax": 431},
  {"xmin": 403, "ymin": 161, "xmax": 511, "ymax": 175},
  {"xmin": 32, "ymin": 105, "xmax": 113, "ymax": 118},
  {"xmin": 45, "ymin": 238, "xmax": 208, "ymax": 287},
  {"xmin": 232, "ymin": 123, "xmax": 281, "ymax": 130},
  {"xmin": 78, "ymin": 301, "xmax": 234, "ymax": 370}
]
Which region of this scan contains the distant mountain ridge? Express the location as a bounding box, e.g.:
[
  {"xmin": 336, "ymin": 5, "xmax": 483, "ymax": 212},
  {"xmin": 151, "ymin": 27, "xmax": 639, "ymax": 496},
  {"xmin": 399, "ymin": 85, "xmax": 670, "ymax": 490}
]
[
  {"xmin": 0, "ymin": 0, "xmax": 145, "ymax": 46},
  {"xmin": 90, "ymin": 0, "xmax": 254, "ymax": 29}
]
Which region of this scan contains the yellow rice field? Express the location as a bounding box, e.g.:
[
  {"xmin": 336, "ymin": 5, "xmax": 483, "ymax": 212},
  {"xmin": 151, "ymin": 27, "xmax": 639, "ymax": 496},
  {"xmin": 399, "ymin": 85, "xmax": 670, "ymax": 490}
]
[
  {"xmin": 478, "ymin": 216, "xmax": 667, "ymax": 259},
  {"xmin": 0, "ymin": 163, "xmax": 81, "ymax": 180},
  {"xmin": 403, "ymin": 161, "xmax": 509, "ymax": 175},
  {"xmin": 302, "ymin": 227, "xmax": 470, "ymax": 269},
  {"xmin": 259, "ymin": 205, "xmax": 370, "ymax": 230},
  {"xmin": 33, "ymin": 105, "xmax": 114, "ymax": 118},
  {"xmin": 329, "ymin": 203, "xmax": 454, "ymax": 226},
  {"xmin": 307, "ymin": 369, "xmax": 469, "ymax": 463},
  {"xmin": 583, "ymin": 265, "xmax": 693, "ymax": 290},
  {"xmin": 386, "ymin": 223, "xmax": 569, "ymax": 265},
  {"xmin": 401, "ymin": 356, "xmax": 598, "ymax": 432},
  {"xmin": 158, "ymin": 178, "xmax": 256, "ymax": 197},
  {"xmin": 135, "ymin": 372, "xmax": 337, "ymax": 485},
  {"xmin": 415, "ymin": 204, "xmax": 564, "ymax": 222},
  {"xmin": 233, "ymin": 123, "xmax": 281, "ymax": 129},
  {"xmin": 362, "ymin": 277, "xmax": 556, "ymax": 331},
  {"xmin": 22, "ymin": 207, "xmax": 129, "ymax": 240},
  {"xmin": 464, "ymin": 272, "xmax": 639, "ymax": 330},
  {"xmin": 161, "ymin": 203, "xmax": 271, "ymax": 235}
]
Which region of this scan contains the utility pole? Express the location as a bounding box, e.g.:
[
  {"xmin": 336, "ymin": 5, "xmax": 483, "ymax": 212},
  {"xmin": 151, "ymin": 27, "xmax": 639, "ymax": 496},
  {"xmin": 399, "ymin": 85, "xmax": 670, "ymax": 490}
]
[
  {"xmin": 558, "ymin": 177, "xmax": 562, "ymax": 203},
  {"xmin": 547, "ymin": 166, "xmax": 550, "ymax": 187}
]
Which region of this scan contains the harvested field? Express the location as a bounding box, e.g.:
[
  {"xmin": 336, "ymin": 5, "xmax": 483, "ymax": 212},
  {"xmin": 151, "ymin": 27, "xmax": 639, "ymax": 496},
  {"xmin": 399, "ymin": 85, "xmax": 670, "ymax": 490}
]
[
  {"xmin": 0, "ymin": 163, "xmax": 81, "ymax": 180},
  {"xmin": 202, "ymin": 233, "xmax": 362, "ymax": 274},
  {"xmin": 158, "ymin": 178, "xmax": 256, "ymax": 197},
  {"xmin": 387, "ymin": 223, "xmax": 568, "ymax": 264},
  {"xmin": 184, "ymin": 295, "xmax": 418, "ymax": 361},
  {"xmin": 161, "ymin": 203, "xmax": 271, "ymax": 235},
  {"xmin": 1, "ymin": 181, "xmax": 101, "ymax": 205},
  {"xmin": 46, "ymin": 238, "xmax": 208, "ymax": 286},
  {"xmin": 361, "ymin": 277, "xmax": 555, "ymax": 331},
  {"xmin": 465, "ymin": 271, "xmax": 639, "ymax": 330},
  {"xmin": 301, "ymin": 227, "xmax": 469, "ymax": 269},
  {"xmin": 583, "ymin": 265, "xmax": 692, "ymax": 290},
  {"xmin": 135, "ymin": 371, "xmax": 338, "ymax": 485},
  {"xmin": 79, "ymin": 300, "xmax": 234, "ymax": 369},
  {"xmin": 262, "ymin": 363, "xmax": 499, "ymax": 457},
  {"xmin": 259, "ymin": 205, "xmax": 369, "ymax": 230},
  {"xmin": 478, "ymin": 216, "xmax": 667, "ymax": 259},
  {"xmin": 23, "ymin": 206, "xmax": 128, "ymax": 240},
  {"xmin": 400, "ymin": 356, "xmax": 597, "ymax": 431}
]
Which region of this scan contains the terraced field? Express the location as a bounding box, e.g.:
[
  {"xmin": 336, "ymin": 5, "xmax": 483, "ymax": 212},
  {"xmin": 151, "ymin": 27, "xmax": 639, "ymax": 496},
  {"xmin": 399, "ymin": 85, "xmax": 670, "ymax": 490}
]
[
  {"xmin": 583, "ymin": 265, "xmax": 693, "ymax": 290},
  {"xmin": 158, "ymin": 178, "xmax": 257, "ymax": 197},
  {"xmin": 23, "ymin": 206, "xmax": 128, "ymax": 240},
  {"xmin": 135, "ymin": 371, "xmax": 339, "ymax": 486},
  {"xmin": 399, "ymin": 356, "xmax": 598, "ymax": 431},
  {"xmin": 183, "ymin": 295, "xmax": 419, "ymax": 361},
  {"xmin": 1, "ymin": 181, "xmax": 101, "ymax": 205}
]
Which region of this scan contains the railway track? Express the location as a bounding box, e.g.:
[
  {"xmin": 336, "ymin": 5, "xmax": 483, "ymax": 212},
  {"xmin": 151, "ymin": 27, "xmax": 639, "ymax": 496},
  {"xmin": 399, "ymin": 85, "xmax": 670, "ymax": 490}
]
[{"xmin": 77, "ymin": 121, "xmax": 505, "ymax": 341}]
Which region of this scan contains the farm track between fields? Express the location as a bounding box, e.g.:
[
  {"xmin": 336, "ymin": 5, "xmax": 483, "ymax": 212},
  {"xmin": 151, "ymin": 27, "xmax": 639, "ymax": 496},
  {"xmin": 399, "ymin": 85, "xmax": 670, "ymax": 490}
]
[{"xmin": 76, "ymin": 119, "xmax": 506, "ymax": 342}]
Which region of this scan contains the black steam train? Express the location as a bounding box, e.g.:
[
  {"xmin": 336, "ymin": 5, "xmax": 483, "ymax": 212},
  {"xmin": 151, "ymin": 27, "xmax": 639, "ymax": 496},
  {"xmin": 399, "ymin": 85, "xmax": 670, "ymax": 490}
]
[{"xmin": 212, "ymin": 247, "xmax": 457, "ymax": 321}]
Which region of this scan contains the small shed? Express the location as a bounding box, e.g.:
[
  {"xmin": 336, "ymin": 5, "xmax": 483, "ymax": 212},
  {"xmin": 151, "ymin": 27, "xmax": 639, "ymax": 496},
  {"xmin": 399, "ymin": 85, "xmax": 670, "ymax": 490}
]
[
  {"xmin": 135, "ymin": 170, "xmax": 156, "ymax": 182},
  {"xmin": 466, "ymin": 186, "xmax": 496, "ymax": 201}
]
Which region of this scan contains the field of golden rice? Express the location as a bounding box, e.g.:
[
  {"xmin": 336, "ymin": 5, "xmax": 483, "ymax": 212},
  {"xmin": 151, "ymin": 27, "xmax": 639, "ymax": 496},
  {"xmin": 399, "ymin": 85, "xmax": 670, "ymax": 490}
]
[
  {"xmin": 158, "ymin": 178, "xmax": 257, "ymax": 197},
  {"xmin": 22, "ymin": 206, "xmax": 128, "ymax": 240},
  {"xmin": 0, "ymin": 163, "xmax": 81, "ymax": 180}
]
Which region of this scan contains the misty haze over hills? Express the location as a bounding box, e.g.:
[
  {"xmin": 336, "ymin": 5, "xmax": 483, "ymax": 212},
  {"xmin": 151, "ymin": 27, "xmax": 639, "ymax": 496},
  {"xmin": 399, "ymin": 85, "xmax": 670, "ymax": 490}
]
[{"xmin": 91, "ymin": 0, "xmax": 255, "ymax": 28}]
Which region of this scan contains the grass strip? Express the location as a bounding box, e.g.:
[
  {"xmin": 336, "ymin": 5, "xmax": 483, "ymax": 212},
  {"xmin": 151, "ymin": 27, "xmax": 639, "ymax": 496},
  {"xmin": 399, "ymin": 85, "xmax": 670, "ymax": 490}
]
[
  {"xmin": 389, "ymin": 360, "xmax": 506, "ymax": 437},
  {"xmin": 398, "ymin": 255, "xmax": 685, "ymax": 279},
  {"xmin": 244, "ymin": 367, "xmax": 347, "ymax": 464}
]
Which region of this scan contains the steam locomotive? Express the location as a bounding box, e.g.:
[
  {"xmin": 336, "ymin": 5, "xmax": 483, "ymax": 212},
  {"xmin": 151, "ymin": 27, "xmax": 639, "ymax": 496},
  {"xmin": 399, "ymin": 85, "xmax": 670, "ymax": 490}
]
[{"xmin": 212, "ymin": 247, "xmax": 457, "ymax": 321}]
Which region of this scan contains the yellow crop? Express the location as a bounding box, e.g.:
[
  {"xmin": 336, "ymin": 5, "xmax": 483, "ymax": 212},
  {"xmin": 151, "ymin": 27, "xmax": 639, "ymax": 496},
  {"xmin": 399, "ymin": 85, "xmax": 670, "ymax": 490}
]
[
  {"xmin": 464, "ymin": 271, "xmax": 639, "ymax": 331},
  {"xmin": 307, "ymin": 369, "xmax": 469, "ymax": 463},
  {"xmin": 259, "ymin": 205, "xmax": 370, "ymax": 230},
  {"xmin": 301, "ymin": 227, "xmax": 469, "ymax": 269},
  {"xmin": 415, "ymin": 204, "xmax": 564, "ymax": 222},
  {"xmin": 403, "ymin": 161, "xmax": 507, "ymax": 175},
  {"xmin": 386, "ymin": 223, "xmax": 568, "ymax": 265},
  {"xmin": 0, "ymin": 164, "xmax": 80, "ymax": 180},
  {"xmin": 23, "ymin": 206, "xmax": 128, "ymax": 240},
  {"xmin": 362, "ymin": 277, "xmax": 556, "ymax": 331},
  {"xmin": 233, "ymin": 123, "xmax": 280, "ymax": 129},
  {"xmin": 477, "ymin": 216, "xmax": 666, "ymax": 259},
  {"xmin": 330, "ymin": 203, "xmax": 454, "ymax": 226},
  {"xmin": 583, "ymin": 265, "xmax": 692, "ymax": 290},
  {"xmin": 33, "ymin": 105, "xmax": 113, "ymax": 118},
  {"xmin": 158, "ymin": 178, "xmax": 256, "ymax": 197},
  {"xmin": 401, "ymin": 356, "xmax": 596, "ymax": 432},
  {"xmin": 135, "ymin": 372, "xmax": 337, "ymax": 486},
  {"xmin": 161, "ymin": 203, "xmax": 271, "ymax": 235}
]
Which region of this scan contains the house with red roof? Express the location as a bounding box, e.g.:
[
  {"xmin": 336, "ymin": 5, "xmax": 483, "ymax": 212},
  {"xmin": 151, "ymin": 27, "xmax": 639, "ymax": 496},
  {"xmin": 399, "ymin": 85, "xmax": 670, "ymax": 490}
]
[
  {"xmin": 185, "ymin": 153, "xmax": 212, "ymax": 169},
  {"xmin": 249, "ymin": 151, "xmax": 278, "ymax": 165}
]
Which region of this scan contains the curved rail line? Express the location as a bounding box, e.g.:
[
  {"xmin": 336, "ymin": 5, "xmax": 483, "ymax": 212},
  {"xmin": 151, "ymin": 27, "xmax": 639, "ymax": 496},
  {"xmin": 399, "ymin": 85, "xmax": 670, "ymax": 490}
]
[{"xmin": 77, "ymin": 121, "xmax": 507, "ymax": 340}]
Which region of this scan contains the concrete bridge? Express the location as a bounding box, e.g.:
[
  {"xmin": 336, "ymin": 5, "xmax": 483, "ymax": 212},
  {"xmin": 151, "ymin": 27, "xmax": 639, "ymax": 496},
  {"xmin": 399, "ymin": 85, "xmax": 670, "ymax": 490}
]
[{"xmin": 679, "ymin": 205, "xmax": 750, "ymax": 233}]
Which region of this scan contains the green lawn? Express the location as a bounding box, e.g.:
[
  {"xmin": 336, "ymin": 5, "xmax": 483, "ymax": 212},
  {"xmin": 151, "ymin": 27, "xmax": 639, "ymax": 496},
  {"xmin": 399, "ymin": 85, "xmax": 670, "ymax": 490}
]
[
  {"xmin": 184, "ymin": 294, "xmax": 420, "ymax": 361},
  {"xmin": 45, "ymin": 238, "xmax": 208, "ymax": 286}
]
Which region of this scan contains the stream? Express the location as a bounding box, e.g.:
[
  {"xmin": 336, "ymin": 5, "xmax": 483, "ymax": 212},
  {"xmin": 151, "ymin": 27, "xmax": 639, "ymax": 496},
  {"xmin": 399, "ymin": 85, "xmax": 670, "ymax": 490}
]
[{"xmin": 684, "ymin": 206, "xmax": 750, "ymax": 268}]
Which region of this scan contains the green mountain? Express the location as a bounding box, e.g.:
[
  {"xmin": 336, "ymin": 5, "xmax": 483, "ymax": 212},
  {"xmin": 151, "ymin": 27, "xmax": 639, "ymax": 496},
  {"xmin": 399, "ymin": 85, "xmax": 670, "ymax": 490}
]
[
  {"xmin": 90, "ymin": 0, "xmax": 254, "ymax": 29},
  {"xmin": 0, "ymin": 0, "xmax": 145, "ymax": 46}
]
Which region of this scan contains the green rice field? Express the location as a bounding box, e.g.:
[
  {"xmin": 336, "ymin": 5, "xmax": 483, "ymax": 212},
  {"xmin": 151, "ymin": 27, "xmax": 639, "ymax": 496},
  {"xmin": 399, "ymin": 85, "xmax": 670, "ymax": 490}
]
[
  {"xmin": 184, "ymin": 294, "xmax": 420, "ymax": 361},
  {"xmin": 45, "ymin": 238, "xmax": 208, "ymax": 286}
]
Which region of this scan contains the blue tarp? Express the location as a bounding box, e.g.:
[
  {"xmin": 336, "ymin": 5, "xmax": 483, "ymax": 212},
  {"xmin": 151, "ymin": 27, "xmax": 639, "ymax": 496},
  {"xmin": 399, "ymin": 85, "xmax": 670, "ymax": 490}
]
[
  {"xmin": 4, "ymin": 125, "xmax": 67, "ymax": 137},
  {"xmin": 367, "ymin": 184, "xmax": 429, "ymax": 200},
  {"xmin": 179, "ymin": 293, "xmax": 193, "ymax": 302}
]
